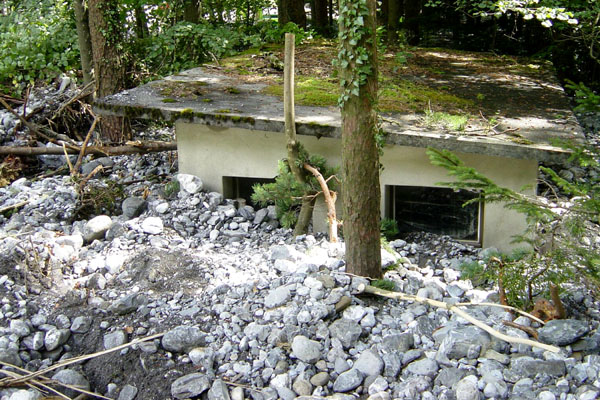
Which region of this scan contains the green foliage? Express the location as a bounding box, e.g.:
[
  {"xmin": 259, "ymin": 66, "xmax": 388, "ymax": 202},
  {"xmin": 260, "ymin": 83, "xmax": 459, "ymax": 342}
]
[
  {"xmin": 141, "ymin": 22, "xmax": 257, "ymax": 77},
  {"xmin": 161, "ymin": 179, "xmax": 180, "ymax": 199},
  {"xmin": 372, "ymin": 279, "xmax": 396, "ymax": 291},
  {"xmin": 423, "ymin": 110, "xmax": 469, "ymax": 131},
  {"xmin": 251, "ymin": 160, "xmax": 307, "ymax": 228},
  {"xmin": 0, "ymin": 0, "xmax": 79, "ymax": 93},
  {"xmin": 564, "ymin": 80, "xmax": 600, "ymax": 112},
  {"xmin": 252, "ymin": 148, "xmax": 338, "ymax": 229},
  {"xmin": 428, "ymin": 144, "xmax": 600, "ymax": 308},
  {"xmin": 76, "ymin": 179, "xmax": 125, "ymax": 219},
  {"xmin": 257, "ymin": 21, "xmax": 316, "ymax": 45},
  {"xmin": 381, "ymin": 218, "xmax": 400, "ymax": 240},
  {"xmin": 334, "ymin": 0, "xmax": 374, "ymax": 107}
]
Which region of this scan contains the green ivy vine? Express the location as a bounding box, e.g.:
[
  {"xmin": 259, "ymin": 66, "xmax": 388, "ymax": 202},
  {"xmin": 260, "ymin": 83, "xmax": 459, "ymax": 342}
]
[{"xmin": 333, "ymin": 0, "xmax": 374, "ymax": 107}]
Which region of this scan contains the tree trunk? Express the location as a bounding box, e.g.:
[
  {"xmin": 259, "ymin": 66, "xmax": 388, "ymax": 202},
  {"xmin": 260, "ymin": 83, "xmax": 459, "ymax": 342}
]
[
  {"xmin": 183, "ymin": 0, "xmax": 200, "ymax": 23},
  {"xmin": 379, "ymin": 0, "xmax": 388, "ymax": 26},
  {"xmin": 134, "ymin": 5, "xmax": 149, "ymax": 38},
  {"xmin": 279, "ymin": 0, "xmax": 306, "ymax": 28},
  {"xmin": 338, "ymin": 0, "xmax": 382, "ymax": 278},
  {"xmin": 313, "ymin": 0, "xmax": 328, "ymax": 34},
  {"xmin": 72, "ymin": 0, "xmax": 93, "ymax": 86},
  {"xmin": 387, "ymin": 0, "xmax": 401, "ymax": 44},
  {"xmin": 404, "ymin": 0, "xmax": 420, "ymax": 45},
  {"xmin": 88, "ymin": 0, "xmax": 130, "ymax": 143}
]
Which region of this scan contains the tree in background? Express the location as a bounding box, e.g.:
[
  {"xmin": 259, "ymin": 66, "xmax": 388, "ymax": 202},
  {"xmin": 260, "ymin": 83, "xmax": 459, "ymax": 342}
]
[
  {"xmin": 278, "ymin": 0, "xmax": 306, "ymax": 28},
  {"xmin": 88, "ymin": 0, "xmax": 130, "ymax": 142},
  {"xmin": 72, "ymin": 0, "xmax": 93, "ymax": 87},
  {"xmin": 336, "ymin": 0, "xmax": 382, "ymax": 279}
]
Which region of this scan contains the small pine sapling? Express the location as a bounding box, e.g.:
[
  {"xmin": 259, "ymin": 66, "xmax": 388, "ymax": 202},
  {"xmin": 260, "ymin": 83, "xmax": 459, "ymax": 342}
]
[{"xmin": 428, "ymin": 145, "xmax": 600, "ymax": 311}]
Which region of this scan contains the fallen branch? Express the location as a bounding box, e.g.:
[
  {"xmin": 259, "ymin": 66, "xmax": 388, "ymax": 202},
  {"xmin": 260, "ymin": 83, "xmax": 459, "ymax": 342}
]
[
  {"xmin": 0, "ymin": 200, "xmax": 29, "ymax": 214},
  {"xmin": 0, "ymin": 141, "xmax": 177, "ymax": 157},
  {"xmin": 73, "ymin": 115, "xmax": 99, "ymax": 173},
  {"xmin": 303, "ymin": 163, "xmax": 338, "ymax": 242},
  {"xmin": 51, "ymin": 80, "xmax": 96, "ymax": 120},
  {"xmin": 1, "ymin": 331, "xmax": 165, "ymax": 386},
  {"xmin": 356, "ymin": 283, "xmax": 560, "ymax": 353},
  {"xmin": 0, "ymin": 97, "xmax": 73, "ymax": 149},
  {"xmin": 503, "ymin": 320, "xmax": 539, "ymax": 340}
]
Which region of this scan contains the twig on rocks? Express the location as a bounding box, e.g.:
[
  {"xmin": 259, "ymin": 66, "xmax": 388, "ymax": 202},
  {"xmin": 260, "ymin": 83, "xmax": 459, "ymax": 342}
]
[
  {"xmin": 0, "ymin": 200, "xmax": 29, "ymax": 214},
  {"xmin": 453, "ymin": 301, "xmax": 545, "ymax": 325},
  {"xmin": 2, "ymin": 332, "xmax": 165, "ymax": 385},
  {"xmin": 356, "ymin": 283, "xmax": 560, "ymax": 353},
  {"xmin": 503, "ymin": 320, "xmax": 539, "ymax": 340},
  {"xmin": 51, "ymin": 80, "xmax": 96, "ymax": 120},
  {"xmin": 73, "ymin": 115, "xmax": 99, "ymax": 174}
]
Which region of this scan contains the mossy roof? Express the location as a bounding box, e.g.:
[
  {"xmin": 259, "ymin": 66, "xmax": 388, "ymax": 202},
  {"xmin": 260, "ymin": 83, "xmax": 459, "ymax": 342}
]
[{"xmin": 95, "ymin": 43, "xmax": 583, "ymax": 162}]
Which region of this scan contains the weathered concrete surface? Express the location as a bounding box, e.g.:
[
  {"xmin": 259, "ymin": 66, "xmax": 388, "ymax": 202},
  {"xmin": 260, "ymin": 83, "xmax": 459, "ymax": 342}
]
[
  {"xmin": 93, "ymin": 50, "xmax": 583, "ymax": 250},
  {"xmin": 95, "ymin": 64, "xmax": 582, "ymax": 163}
]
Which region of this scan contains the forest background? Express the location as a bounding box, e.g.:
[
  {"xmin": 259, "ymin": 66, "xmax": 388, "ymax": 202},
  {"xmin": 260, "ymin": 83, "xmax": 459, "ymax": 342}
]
[{"xmin": 0, "ymin": 0, "xmax": 598, "ymax": 102}]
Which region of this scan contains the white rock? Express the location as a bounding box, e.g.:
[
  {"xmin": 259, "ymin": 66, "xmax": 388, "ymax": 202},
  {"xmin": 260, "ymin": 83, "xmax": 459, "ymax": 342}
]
[
  {"xmin": 141, "ymin": 217, "xmax": 163, "ymax": 234},
  {"xmin": 177, "ymin": 174, "xmax": 203, "ymax": 194}
]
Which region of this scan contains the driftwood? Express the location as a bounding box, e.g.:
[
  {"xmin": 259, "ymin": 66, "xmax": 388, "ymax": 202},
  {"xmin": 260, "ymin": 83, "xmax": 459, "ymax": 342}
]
[
  {"xmin": 0, "ymin": 141, "xmax": 176, "ymax": 157},
  {"xmin": 356, "ymin": 283, "xmax": 560, "ymax": 353}
]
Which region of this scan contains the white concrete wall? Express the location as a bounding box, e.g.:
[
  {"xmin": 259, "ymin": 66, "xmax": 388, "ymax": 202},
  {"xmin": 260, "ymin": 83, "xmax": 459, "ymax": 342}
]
[{"xmin": 177, "ymin": 122, "xmax": 537, "ymax": 252}]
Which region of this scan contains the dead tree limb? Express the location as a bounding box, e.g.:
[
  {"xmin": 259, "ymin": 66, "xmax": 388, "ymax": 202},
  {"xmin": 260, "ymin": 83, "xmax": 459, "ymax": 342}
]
[
  {"xmin": 0, "ymin": 141, "xmax": 176, "ymax": 157},
  {"xmin": 0, "ymin": 97, "xmax": 76, "ymax": 150},
  {"xmin": 356, "ymin": 283, "xmax": 560, "ymax": 353},
  {"xmin": 73, "ymin": 115, "xmax": 99, "ymax": 173},
  {"xmin": 304, "ymin": 163, "xmax": 338, "ymax": 242},
  {"xmin": 503, "ymin": 320, "xmax": 539, "ymax": 340}
]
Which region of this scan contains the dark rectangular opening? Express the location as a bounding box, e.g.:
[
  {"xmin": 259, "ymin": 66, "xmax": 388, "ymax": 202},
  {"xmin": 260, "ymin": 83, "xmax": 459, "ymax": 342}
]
[
  {"xmin": 386, "ymin": 185, "xmax": 482, "ymax": 243},
  {"xmin": 223, "ymin": 176, "xmax": 276, "ymax": 208}
]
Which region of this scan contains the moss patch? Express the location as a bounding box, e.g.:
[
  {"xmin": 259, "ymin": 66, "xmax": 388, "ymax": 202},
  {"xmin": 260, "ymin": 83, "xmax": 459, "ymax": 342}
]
[
  {"xmin": 423, "ymin": 111, "xmax": 469, "ymax": 131},
  {"xmin": 154, "ymin": 81, "xmax": 207, "ymax": 98},
  {"xmin": 264, "ymin": 77, "xmax": 338, "ymax": 107}
]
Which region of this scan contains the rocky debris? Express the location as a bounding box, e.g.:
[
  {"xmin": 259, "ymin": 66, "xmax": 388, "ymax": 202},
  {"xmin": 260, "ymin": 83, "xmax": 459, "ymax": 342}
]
[{"xmin": 0, "ymin": 124, "xmax": 599, "ymax": 400}]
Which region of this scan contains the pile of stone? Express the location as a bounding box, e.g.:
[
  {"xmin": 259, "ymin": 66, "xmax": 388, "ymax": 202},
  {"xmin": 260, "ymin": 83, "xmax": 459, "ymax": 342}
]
[{"xmin": 0, "ymin": 149, "xmax": 598, "ymax": 400}]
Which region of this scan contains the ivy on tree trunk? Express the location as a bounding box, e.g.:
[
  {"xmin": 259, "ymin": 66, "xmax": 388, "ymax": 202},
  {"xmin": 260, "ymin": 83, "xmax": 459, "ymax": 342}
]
[{"xmin": 336, "ymin": 0, "xmax": 382, "ymax": 279}]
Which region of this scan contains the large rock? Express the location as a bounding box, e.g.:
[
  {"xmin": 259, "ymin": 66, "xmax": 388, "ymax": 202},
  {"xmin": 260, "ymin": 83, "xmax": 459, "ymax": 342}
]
[
  {"xmin": 117, "ymin": 384, "xmax": 138, "ymax": 400},
  {"xmin": 380, "ymin": 333, "xmax": 414, "ymax": 354},
  {"xmin": 333, "ymin": 368, "xmax": 364, "ymax": 392},
  {"xmin": 404, "ymin": 358, "xmax": 439, "ymax": 377},
  {"xmin": 353, "ymin": 349, "xmax": 384, "ymax": 376},
  {"xmin": 437, "ymin": 325, "xmax": 491, "ymax": 360},
  {"xmin": 503, "ymin": 357, "xmax": 566, "ymax": 383},
  {"xmin": 141, "ymin": 217, "xmax": 163, "ymax": 235},
  {"xmin": 109, "ymin": 293, "xmax": 148, "ymax": 315},
  {"xmin": 44, "ymin": 328, "xmax": 71, "ymax": 351},
  {"xmin": 264, "ymin": 286, "xmax": 291, "ymax": 308},
  {"xmin": 171, "ymin": 373, "xmax": 210, "ymax": 399},
  {"xmin": 538, "ymin": 319, "xmax": 590, "ymax": 346},
  {"xmin": 208, "ymin": 379, "xmax": 231, "ymax": 400},
  {"xmin": 122, "ymin": 196, "xmax": 147, "ymax": 219},
  {"xmin": 329, "ymin": 319, "xmax": 362, "ymax": 349},
  {"xmin": 455, "ymin": 375, "xmax": 480, "ymax": 400},
  {"xmin": 162, "ymin": 326, "xmax": 205, "ymax": 353},
  {"xmin": 292, "ymin": 335, "xmax": 322, "ymax": 364},
  {"xmin": 51, "ymin": 369, "xmax": 90, "ymax": 399},
  {"xmin": 177, "ymin": 174, "xmax": 203, "ymax": 194},
  {"xmin": 83, "ymin": 215, "xmax": 112, "ymax": 243},
  {"xmin": 104, "ymin": 330, "xmax": 127, "ymax": 350}
]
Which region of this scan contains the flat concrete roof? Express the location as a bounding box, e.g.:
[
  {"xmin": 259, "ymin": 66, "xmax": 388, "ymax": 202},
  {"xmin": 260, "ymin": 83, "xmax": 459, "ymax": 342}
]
[{"xmin": 95, "ymin": 47, "xmax": 583, "ymax": 163}]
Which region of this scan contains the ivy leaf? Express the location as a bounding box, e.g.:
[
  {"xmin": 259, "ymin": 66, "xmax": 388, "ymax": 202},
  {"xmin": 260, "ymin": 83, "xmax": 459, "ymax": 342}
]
[{"xmin": 356, "ymin": 16, "xmax": 364, "ymax": 26}]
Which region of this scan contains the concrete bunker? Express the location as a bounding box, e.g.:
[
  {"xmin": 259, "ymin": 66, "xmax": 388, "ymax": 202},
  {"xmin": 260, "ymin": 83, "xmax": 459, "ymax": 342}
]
[{"xmin": 95, "ymin": 49, "xmax": 583, "ymax": 252}]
